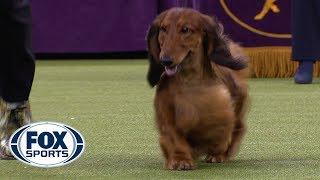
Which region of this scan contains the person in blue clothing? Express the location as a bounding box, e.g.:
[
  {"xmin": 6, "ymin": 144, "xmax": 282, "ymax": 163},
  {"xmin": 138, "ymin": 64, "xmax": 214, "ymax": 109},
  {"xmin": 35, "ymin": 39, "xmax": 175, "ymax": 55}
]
[
  {"xmin": 292, "ymin": 0, "xmax": 320, "ymax": 84},
  {"xmin": 0, "ymin": 0, "xmax": 35, "ymax": 159}
]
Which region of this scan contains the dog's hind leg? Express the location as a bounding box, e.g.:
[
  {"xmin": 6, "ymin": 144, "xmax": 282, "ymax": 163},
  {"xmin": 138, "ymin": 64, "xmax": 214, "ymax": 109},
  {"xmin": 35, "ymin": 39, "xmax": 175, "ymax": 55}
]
[
  {"xmin": 206, "ymin": 124, "xmax": 245, "ymax": 163},
  {"xmin": 159, "ymin": 129, "xmax": 195, "ymax": 170},
  {"xmin": 227, "ymin": 90, "xmax": 248, "ymax": 159},
  {"xmin": 226, "ymin": 121, "xmax": 246, "ymax": 159},
  {"xmin": 155, "ymin": 93, "xmax": 196, "ymax": 170},
  {"xmin": 205, "ymin": 102, "xmax": 240, "ymax": 163},
  {"xmin": 205, "ymin": 142, "xmax": 230, "ymax": 163},
  {"xmin": 205, "ymin": 125, "xmax": 235, "ymax": 163}
]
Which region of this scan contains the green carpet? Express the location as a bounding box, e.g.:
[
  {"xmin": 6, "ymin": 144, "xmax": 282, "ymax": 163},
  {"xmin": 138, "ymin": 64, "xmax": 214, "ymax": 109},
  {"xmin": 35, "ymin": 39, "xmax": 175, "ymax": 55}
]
[{"xmin": 1, "ymin": 60, "xmax": 320, "ymax": 179}]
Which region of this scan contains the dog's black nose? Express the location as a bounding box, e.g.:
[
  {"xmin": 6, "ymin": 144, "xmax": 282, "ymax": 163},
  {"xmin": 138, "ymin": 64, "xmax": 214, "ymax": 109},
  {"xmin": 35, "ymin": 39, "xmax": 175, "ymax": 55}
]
[{"xmin": 160, "ymin": 56, "xmax": 173, "ymax": 67}]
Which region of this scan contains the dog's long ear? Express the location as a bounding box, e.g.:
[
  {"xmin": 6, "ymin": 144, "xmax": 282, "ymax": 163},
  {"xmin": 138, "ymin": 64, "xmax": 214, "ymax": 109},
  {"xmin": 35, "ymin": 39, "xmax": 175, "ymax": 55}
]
[
  {"xmin": 202, "ymin": 15, "xmax": 247, "ymax": 70},
  {"xmin": 146, "ymin": 11, "xmax": 167, "ymax": 87}
]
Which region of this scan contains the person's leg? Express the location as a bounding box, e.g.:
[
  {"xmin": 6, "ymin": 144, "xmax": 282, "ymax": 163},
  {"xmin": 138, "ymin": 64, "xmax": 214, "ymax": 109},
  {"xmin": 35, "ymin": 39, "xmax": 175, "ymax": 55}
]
[
  {"xmin": 294, "ymin": 60, "xmax": 314, "ymax": 84},
  {"xmin": 0, "ymin": 0, "xmax": 35, "ymax": 159},
  {"xmin": 292, "ymin": 0, "xmax": 320, "ymax": 84}
]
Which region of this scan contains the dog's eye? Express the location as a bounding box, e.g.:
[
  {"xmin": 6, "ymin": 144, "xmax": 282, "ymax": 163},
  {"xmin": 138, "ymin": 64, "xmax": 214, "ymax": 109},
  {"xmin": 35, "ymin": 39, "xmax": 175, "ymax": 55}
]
[
  {"xmin": 160, "ymin": 27, "xmax": 167, "ymax": 33},
  {"xmin": 181, "ymin": 27, "xmax": 192, "ymax": 34}
]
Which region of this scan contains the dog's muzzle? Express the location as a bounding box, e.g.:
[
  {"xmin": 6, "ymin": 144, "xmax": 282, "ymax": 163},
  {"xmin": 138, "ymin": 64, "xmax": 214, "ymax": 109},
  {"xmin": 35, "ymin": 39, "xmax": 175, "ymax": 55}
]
[{"xmin": 160, "ymin": 52, "xmax": 191, "ymax": 76}]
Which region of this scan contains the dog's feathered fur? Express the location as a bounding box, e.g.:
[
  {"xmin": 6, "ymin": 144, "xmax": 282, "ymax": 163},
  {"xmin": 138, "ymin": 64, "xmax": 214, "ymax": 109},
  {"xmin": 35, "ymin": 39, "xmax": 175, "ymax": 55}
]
[{"xmin": 147, "ymin": 8, "xmax": 249, "ymax": 170}]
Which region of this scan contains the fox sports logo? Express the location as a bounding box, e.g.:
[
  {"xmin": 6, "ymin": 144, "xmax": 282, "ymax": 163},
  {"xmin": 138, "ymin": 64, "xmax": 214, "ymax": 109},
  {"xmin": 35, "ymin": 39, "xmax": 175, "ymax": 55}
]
[{"xmin": 9, "ymin": 122, "xmax": 85, "ymax": 168}]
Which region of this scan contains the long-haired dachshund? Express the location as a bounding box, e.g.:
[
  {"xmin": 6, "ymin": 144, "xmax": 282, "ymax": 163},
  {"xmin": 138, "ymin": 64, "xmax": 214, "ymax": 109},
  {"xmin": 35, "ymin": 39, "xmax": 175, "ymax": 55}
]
[{"xmin": 146, "ymin": 8, "xmax": 249, "ymax": 170}]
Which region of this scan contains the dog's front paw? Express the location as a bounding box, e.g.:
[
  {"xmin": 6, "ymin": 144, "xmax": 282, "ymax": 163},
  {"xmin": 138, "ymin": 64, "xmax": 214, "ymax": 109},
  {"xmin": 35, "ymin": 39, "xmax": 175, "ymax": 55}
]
[
  {"xmin": 166, "ymin": 159, "xmax": 195, "ymax": 170},
  {"xmin": 205, "ymin": 154, "xmax": 228, "ymax": 163}
]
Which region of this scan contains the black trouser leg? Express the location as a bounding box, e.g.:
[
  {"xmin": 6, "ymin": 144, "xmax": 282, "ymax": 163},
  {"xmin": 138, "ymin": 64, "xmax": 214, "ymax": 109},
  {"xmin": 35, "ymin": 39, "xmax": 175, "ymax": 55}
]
[{"xmin": 0, "ymin": 0, "xmax": 35, "ymax": 103}]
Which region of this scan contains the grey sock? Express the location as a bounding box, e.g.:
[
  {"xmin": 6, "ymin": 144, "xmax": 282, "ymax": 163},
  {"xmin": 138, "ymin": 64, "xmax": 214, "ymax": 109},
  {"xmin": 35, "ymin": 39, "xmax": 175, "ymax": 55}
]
[{"xmin": 6, "ymin": 101, "xmax": 26, "ymax": 110}]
